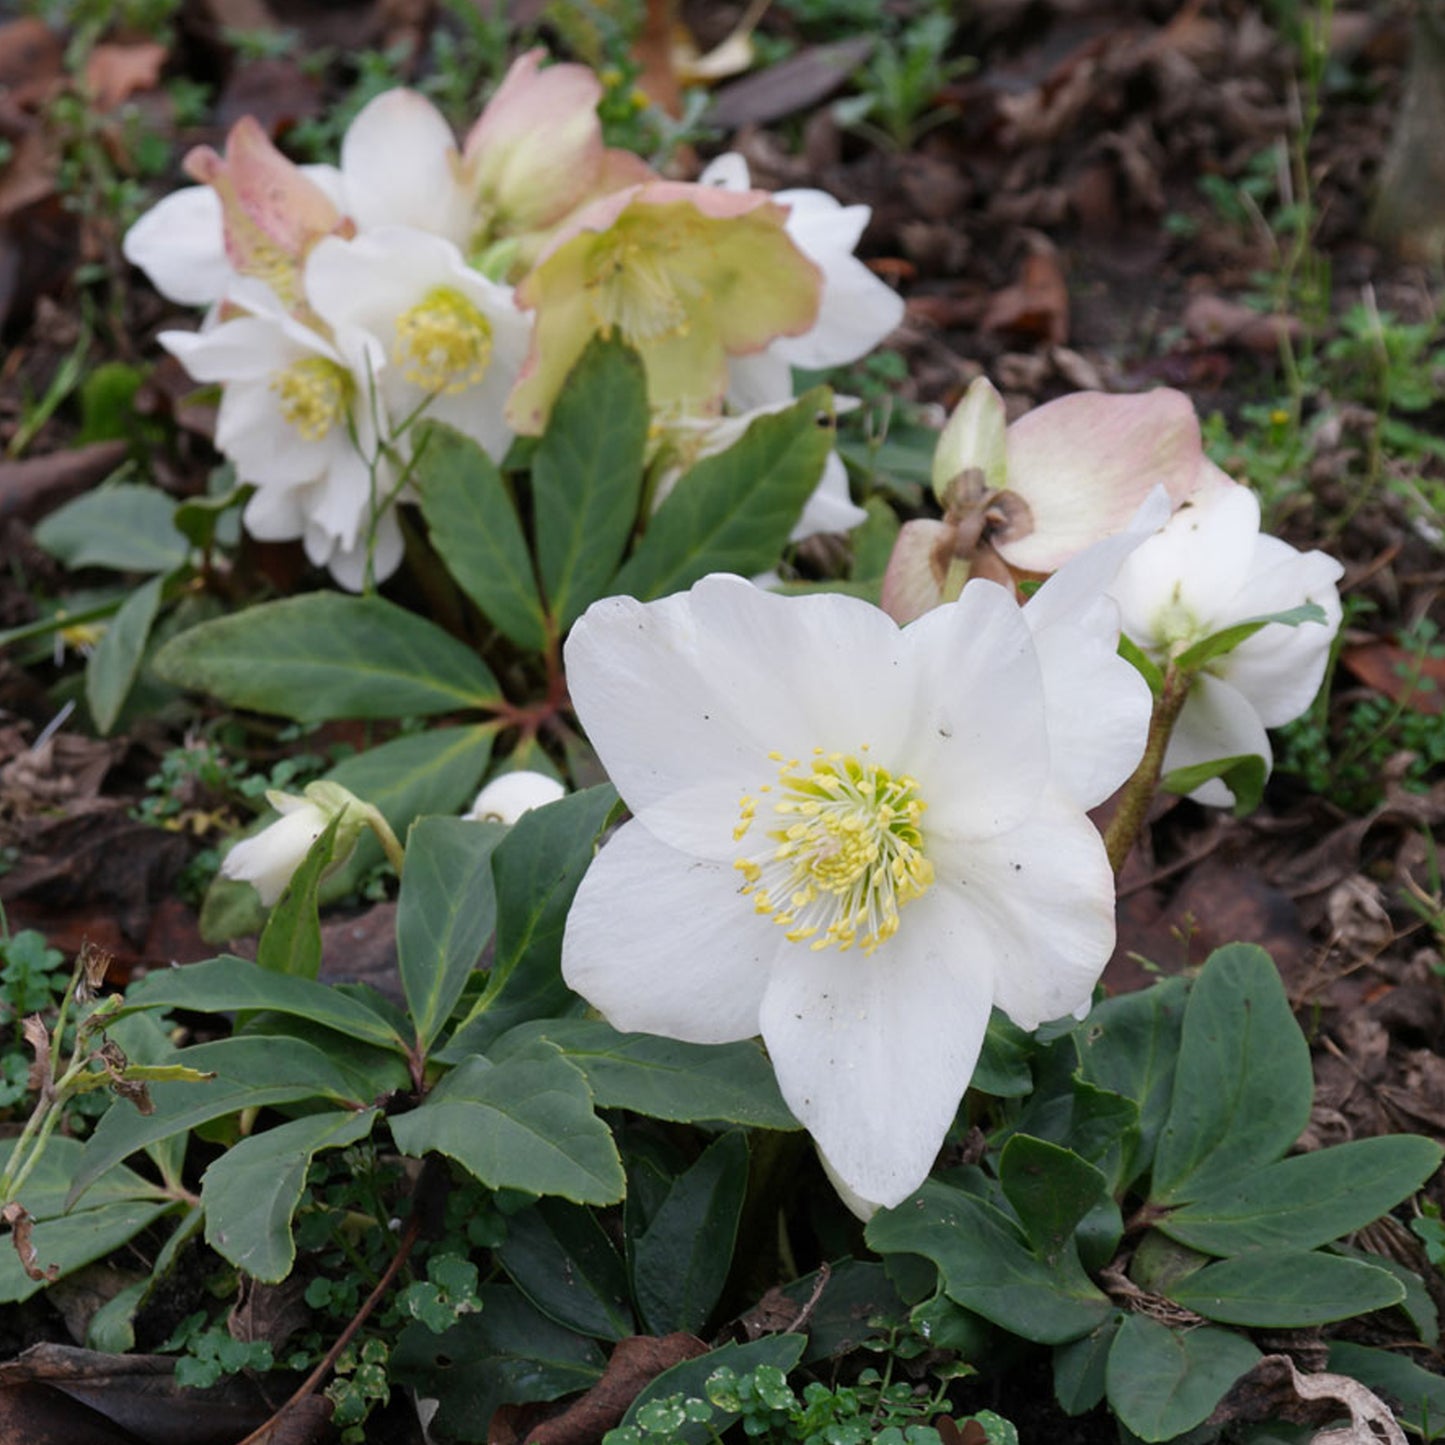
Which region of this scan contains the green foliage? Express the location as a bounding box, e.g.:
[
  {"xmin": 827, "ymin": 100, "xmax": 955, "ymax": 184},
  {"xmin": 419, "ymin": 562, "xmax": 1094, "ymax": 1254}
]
[
  {"xmin": 867, "ymin": 945, "xmax": 1440, "ymax": 1442},
  {"xmin": 161, "ymin": 1309, "xmax": 274, "ymax": 1389}
]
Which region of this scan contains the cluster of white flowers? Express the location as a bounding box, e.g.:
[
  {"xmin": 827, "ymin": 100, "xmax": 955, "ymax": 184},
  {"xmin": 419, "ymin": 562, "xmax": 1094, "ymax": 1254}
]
[{"xmin": 126, "ymin": 56, "xmax": 904, "ymax": 589}]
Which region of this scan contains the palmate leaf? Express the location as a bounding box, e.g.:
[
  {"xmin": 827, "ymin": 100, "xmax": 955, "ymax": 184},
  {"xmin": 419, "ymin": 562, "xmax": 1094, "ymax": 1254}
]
[{"xmin": 153, "ymin": 593, "xmax": 501, "ymax": 720}]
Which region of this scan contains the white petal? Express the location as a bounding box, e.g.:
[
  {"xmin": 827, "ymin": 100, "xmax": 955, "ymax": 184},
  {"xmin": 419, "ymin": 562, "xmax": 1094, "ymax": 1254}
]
[
  {"xmin": 565, "ymin": 578, "xmax": 915, "ymax": 858},
  {"xmin": 790, "ymin": 450, "xmax": 866, "ymax": 541},
  {"xmin": 1029, "ymin": 607, "xmax": 1152, "ymax": 808},
  {"xmin": 466, "ymin": 771, "xmax": 566, "ymax": 824},
  {"xmin": 242, "ymin": 481, "xmax": 309, "ymax": 542},
  {"xmin": 929, "ymin": 786, "xmax": 1116, "ymax": 1030},
  {"xmin": 340, "ymin": 89, "xmax": 472, "ymax": 242},
  {"xmin": 1214, "ymin": 540, "xmax": 1343, "ymax": 727},
  {"xmin": 698, "ymin": 153, "xmax": 750, "ymax": 190},
  {"xmin": 897, "ymin": 580, "xmax": 1050, "ymax": 839},
  {"xmin": 1163, "ymin": 671, "xmax": 1271, "ymax": 806},
  {"xmin": 561, "ymin": 820, "xmax": 780, "ymax": 1043},
  {"xmin": 758, "ymin": 884, "xmax": 995, "ymax": 1208},
  {"xmin": 726, "ymin": 349, "xmax": 796, "ymax": 410},
  {"xmin": 123, "ymin": 186, "xmax": 229, "ymax": 305},
  {"xmin": 222, "ymin": 804, "xmax": 327, "ymax": 905},
  {"xmin": 1108, "ymin": 483, "xmax": 1259, "ymax": 648}
]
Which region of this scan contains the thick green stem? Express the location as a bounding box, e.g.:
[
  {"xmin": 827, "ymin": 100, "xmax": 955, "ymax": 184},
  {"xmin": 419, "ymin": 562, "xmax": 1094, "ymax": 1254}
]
[{"xmin": 1103, "ymin": 666, "xmax": 1194, "ymax": 877}]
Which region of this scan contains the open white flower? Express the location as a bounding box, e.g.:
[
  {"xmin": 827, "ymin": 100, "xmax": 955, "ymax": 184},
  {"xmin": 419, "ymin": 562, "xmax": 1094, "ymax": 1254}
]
[
  {"xmin": 1106, "ymin": 481, "xmax": 1344, "ymax": 807},
  {"xmin": 222, "ymin": 782, "xmax": 372, "ymax": 905},
  {"xmin": 160, "ymin": 280, "xmax": 398, "ymax": 590},
  {"xmin": 561, "ymin": 573, "xmax": 1149, "ymax": 1209},
  {"xmin": 700, "ymin": 153, "xmax": 905, "ymax": 409},
  {"xmin": 304, "ymin": 226, "xmax": 531, "ymax": 464}
]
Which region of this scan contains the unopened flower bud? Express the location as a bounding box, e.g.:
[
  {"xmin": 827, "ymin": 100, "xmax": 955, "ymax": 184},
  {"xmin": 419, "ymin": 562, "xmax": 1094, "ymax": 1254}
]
[{"xmin": 465, "ymin": 771, "xmax": 565, "ymax": 825}]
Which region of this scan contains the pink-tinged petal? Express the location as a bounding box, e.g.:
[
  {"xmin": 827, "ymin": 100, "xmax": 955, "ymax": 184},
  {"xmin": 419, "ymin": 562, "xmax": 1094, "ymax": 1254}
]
[
  {"xmin": 1163, "ymin": 671, "xmax": 1272, "ymax": 807},
  {"xmin": 758, "ymin": 884, "xmax": 995, "ymax": 1208},
  {"xmin": 933, "ymin": 377, "xmax": 1008, "ymax": 503},
  {"xmin": 562, "ymin": 819, "xmax": 780, "ymax": 1043},
  {"xmin": 1218, "ymin": 539, "xmax": 1343, "ymax": 727},
  {"xmin": 123, "ymin": 186, "xmax": 229, "ymax": 305},
  {"xmin": 929, "ymin": 786, "xmax": 1115, "ymax": 1031},
  {"xmin": 881, "ymin": 518, "xmax": 953, "ymax": 624},
  {"xmin": 340, "ymin": 89, "xmax": 471, "ymax": 241},
  {"xmin": 997, "ymin": 388, "xmax": 1206, "ymax": 573},
  {"xmin": 463, "ymin": 49, "xmax": 605, "ymax": 233},
  {"xmin": 898, "ymin": 580, "xmax": 1050, "ymax": 839}
]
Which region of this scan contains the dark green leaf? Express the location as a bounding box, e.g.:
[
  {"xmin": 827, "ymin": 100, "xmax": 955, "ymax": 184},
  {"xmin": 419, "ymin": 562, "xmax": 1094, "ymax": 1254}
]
[
  {"xmin": 611, "ymin": 390, "xmax": 834, "ymax": 600},
  {"xmin": 413, "ymin": 421, "xmax": 549, "ymax": 651},
  {"xmin": 621, "ymin": 1336, "xmax": 807, "ymax": 1443},
  {"xmin": 255, "ymin": 812, "xmax": 341, "ymax": 978},
  {"xmin": 531, "ymin": 337, "xmax": 648, "ymax": 631},
  {"xmin": 998, "ymin": 1136, "xmax": 1108, "ymax": 1262},
  {"xmin": 1151, "ymin": 944, "xmax": 1312, "ymax": 1205},
  {"xmin": 496, "ymin": 1199, "xmax": 634, "ymax": 1341},
  {"xmin": 202, "ymin": 1108, "xmax": 379, "ymax": 1282},
  {"xmin": 441, "ymin": 785, "xmax": 618, "ymax": 1057},
  {"xmin": 35, "ymin": 483, "xmax": 188, "ymax": 572},
  {"xmin": 1105, "ymin": 1314, "xmax": 1260, "ymax": 1442},
  {"xmin": 1173, "ymin": 603, "xmax": 1329, "ymax": 672},
  {"xmin": 866, "ymin": 1179, "xmax": 1110, "ymax": 1344},
  {"xmin": 86, "ymin": 573, "xmax": 165, "ymax": 733},
  {"xmin": 153, "ymin": 593, "xmax": 500, "ymax": 720},
  {"xmin": 1052, "ymin": 1312, "xmax": 1124, "ymax": 1416},
  {"xmin": 1168, "ymin": 1251, "xmax": 1405, "ymax": 1327},
  {"xmin": 632, "ymin": 1131, "xmax": 749, "ymax": 1335},
  {"xmin": 1326, "ymin": 1342, "xmax": 1445, "ymax": 1437},
  {"xmin": 122, "ymin": 956, "xmax": 407, "ymax": 1053},
  {"xmin": 1075, "ymin": 976, "xmax": 1186, "ymax": 1188},
  {"xmin": 0, "ymin": 1199, "xmax": 177, "ymax": 1304},
  {"xmin": 389, "ymin": 1047, "xmax": 623, "ymax": 1205},
  {"xmin": 390, "ymin": 1284, "xmax": 605, "ymax": 1442},
  {"xmin": 489, "ymin": 1019, "xmax": 798, "ymax": 1130},
  {"xmin": 973, "ymin": 1010, "xmax": 1035, "ymax": 1097},
  {"xmin": 398, "ymin": 816, "xmax": 506, "ymax": 1054},
  {"xmin": 1160, "ymin": 1135, "xmax": 1443, "ymax": 1255}
]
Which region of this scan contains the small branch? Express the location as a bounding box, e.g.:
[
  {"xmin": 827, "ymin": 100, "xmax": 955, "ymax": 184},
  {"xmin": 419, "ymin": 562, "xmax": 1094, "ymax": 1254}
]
[{"xmin": 1103, "ymin": 665, "xmax": 1193, "ymax": 877}]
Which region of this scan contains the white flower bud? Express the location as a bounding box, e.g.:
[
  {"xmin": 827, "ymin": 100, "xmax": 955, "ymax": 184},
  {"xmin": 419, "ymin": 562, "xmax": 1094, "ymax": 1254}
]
[
  {"xmin": 465, "ymin": 771, "xmax": 565, "ymax": 825},
  {"xmin": 221, "ymin": 782, "xmax": 371, "ymax": 905}
]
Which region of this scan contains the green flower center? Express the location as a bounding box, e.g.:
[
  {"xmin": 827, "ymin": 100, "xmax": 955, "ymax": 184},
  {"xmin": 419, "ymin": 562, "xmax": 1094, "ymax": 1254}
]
[
  {"xmin": 394, "ymin": 286, "xmax": 495, "ymax": 394},
  {"xmin": 271, "ymin": 356, "xmax": 352, "ymax": 441},
  {"xmin": 734, "ymin": 748, "xmax": 934, "ymax": 955},
  {"xmin": 584, "ymin": 232, "xmax": 696, "ymax": 344}
]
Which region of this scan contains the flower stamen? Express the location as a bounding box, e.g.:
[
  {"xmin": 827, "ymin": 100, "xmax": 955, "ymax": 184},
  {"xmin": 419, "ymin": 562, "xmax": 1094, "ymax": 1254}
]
[
  {"xmin": 272, "ymin": 356, "xmax": 352, "ymax": 441},
  {"xmin": 734, "ymin": 748, "xmax": 933, "ymax": 954},
  {"xmin": 394, "ymin": 286, "xmax": 495, "ymax": 394}
]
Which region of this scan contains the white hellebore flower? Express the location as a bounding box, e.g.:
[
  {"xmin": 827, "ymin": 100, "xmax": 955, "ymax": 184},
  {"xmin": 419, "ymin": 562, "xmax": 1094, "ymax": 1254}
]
[
  {"xmin": 161, "ymin": 280, "xmax": 398, "ymax": 591},
  {"xmin": 304, "ymin": 227, "xmax": 531, "ymax": 464},
  {"xmin": 561, "ymin": 573, "xmax": 1149, "ymax": 1211},
  {"xmin": 222, "ymin": 782, "xmax": 372, "ymax": 906},
  {"xmin": 466, "ymin": 771, "xmax": 567, "ymax": 825},
  {"xmin": 1106, "ymin": 480, "xmax": 1344, "ymax": 807},
  {"xmin": 699, "ymin": 153, "xmax": 905, "ymax": 409}
]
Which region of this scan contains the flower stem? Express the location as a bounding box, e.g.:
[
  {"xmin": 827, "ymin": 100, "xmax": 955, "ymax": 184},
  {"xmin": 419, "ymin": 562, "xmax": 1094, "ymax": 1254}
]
[{"xmin": 1103, "ymin": 665, "xmax": 1193, "ymax": 876}]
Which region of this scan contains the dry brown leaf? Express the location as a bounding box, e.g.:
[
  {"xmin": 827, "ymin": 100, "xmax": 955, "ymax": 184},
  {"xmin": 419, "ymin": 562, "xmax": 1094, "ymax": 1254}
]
[
  {"xmin": 707, "ymin": 38, "xmax": 873, "ymax": 130},
  {"xmin": 981, "ymin": 244, "xmax": 1068, "ymax": 345},
  {"xmin": 1341, "ymin": 639, "xmax": 1445, "ymax": 713},
  {"xmin": 2, "ymin": 1202, "xmax": 58, "ymax": 1284},
  {"xmin": 84, "ymin": 42, "xmax": 167, "ymax": 111},
  {"xmin": 1211, "ymin": 1353, "xmax": 1407, "ymax": 1443}
]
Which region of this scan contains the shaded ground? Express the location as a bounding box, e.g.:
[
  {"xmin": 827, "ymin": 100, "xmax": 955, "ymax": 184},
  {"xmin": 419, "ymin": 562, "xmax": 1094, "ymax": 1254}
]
[{"xmin": 0, "ymin": 0, "xmax": 1442, "ymax": 1438}]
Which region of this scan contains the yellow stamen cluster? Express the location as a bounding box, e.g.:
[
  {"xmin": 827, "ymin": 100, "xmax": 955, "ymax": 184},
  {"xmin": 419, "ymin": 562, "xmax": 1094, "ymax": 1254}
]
[
  {"xmin": 394, "ymin": 286, "xmax": 495, "ymax": 394},
  {"xmin": 584, "ymin": 233, "xmax": 695, "ymax": 344},
  {"xmin": 734, "ymin": 748, "xmax": 934, "ymax": 955},
  {"xmin": 272, "ymin": 356, "xmax": 352, "ymax": 441}
]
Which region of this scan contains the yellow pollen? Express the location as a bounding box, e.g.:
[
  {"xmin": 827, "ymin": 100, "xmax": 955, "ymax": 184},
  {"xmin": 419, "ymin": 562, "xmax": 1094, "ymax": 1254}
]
[
  {"xmin": 272, "ymin": 357, "xmax": 352, "ymax": 442},
  {"xmin": 584, "ymin": 232, "xmax": 696, "ymax": 344},
  {"xmin": 733, "ymin": 749, "xmax": 934, "ymax": 955},
  {"xmin": 394, "ymin": 286, "xmax": 495, "ymax": 394}
]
